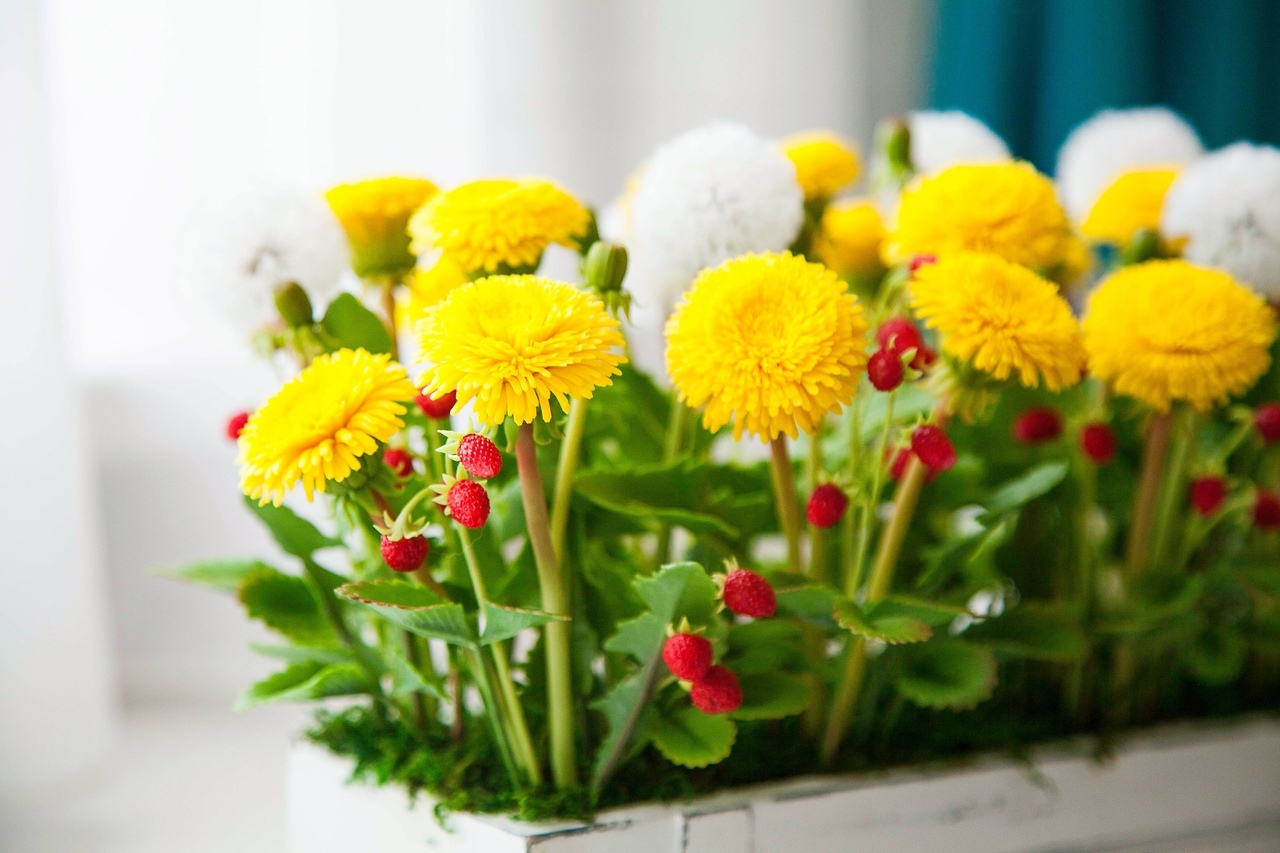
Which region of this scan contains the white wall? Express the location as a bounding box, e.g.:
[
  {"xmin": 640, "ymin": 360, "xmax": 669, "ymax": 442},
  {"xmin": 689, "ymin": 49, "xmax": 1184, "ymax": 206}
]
[{"xmin": 32, "ymin": 0, "xmax": 930, "ymax": 703}]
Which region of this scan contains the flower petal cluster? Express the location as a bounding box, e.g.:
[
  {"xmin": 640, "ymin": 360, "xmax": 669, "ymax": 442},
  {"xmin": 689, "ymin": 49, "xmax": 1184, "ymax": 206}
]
[
  {"xmin": 665, "ymin": 252, "xmax": 868, "ymax": 441},
  {"xmin": 904, "ymin": 110, "xmax": 1011, "ymax": 175},
  {"xmin": 910, "ymin": 252, "xmax": 1085, "ymax": 391},
  {"xmin": 1055, "ymin": 107, "xmax": 1202, "ymax": 222},
  {"xmin": 325, "ymin": 177, "xmax": 438, "ymax": 278},
  {"xmin": 781, "ymin": 131, "xmax": 861, "ymax": 200},
  {"xmin": 1080, "ymin": 168, "xmax": 1179, "ymax": 246},
  {"xmin": 181, "ymin": 186, "xmax": 348, "ymax": 334},
  {"xmin": 416, "ymin": 275, "xmax": 626, "ymax": 425},
  {"xmin": 626, "ymin": 124, "xmax": 804, "ymax": 318},
  {"xmin": 813, "ymin": 199, "xmax": 885, "ymax": 277},
  {"xmin": 239, "ymin": 348, "xmax": 417, "ymax": 505},
  {"xmin": 885, "ymin": 163, "xmax": 1075, "ymax": 272},
  {"xmin": 1083, "ymin": 260, "xmax": 1276, "ymax": 412},
  {"xmin": 402, "ymin": 256, "xmax": 469, "ymax": 326},
  {"xmin": 1161, "ymin": 143, "xmax": 1280, "ymax": 300},
  {"xmin": 408, "ymin": 179, "xmax": 590, "ymax": 275}
]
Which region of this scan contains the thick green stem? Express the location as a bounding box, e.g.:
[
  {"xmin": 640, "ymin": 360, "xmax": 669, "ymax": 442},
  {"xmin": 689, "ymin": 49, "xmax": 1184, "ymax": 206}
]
[
  {"xmin": 550, "ymin": 398, "xmax": 589, "ymax": 564},
  {"xmin": 652, "ymin": 401, "xmax": 690, "ymax": 569},
  {"xmin": 1125, "ymin": 412, "xmax": 1174, "ymax": 574},
  {"xmin": 769, "ymin": 436, "xmax": 804, "ymax": 574},
  {"xmin": 515, "ymin": 423, "xmax": 578, "ymax": 789},
  {"xmin": 1150, "ymin": 406, "xmax": 1197, "ymax": 570}
]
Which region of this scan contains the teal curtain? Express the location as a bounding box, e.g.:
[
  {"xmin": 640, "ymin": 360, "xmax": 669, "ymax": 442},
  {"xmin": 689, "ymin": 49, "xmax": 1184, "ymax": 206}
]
[{"xmin": 930, "ymin": 0, "xmax": 1280, "ymax": 171}]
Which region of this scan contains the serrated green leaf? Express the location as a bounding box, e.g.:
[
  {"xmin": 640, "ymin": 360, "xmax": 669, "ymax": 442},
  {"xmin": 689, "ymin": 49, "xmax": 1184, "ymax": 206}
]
[
  {"xmin": 649, "ymin": 705, "xmax": 737, "ymax": 768},
  {"xmin": 239, "ymin": 568, "xmax": 335, "ymax": 646},
  {"xmin": 248, "ymin": 644, "xmax": 351, "ymax": 666},
  {"xmin": 320, "ymin": 293, "xmax": 393, "ymax": 355},
  {"xmin": 590, "ymin": 664, "xmax": 659, "ymax": 790},
  {"xmin": 243, "ymin": 497, "xmax": 340, "ymax": 559},
  {"xmin": 723, "ymin": 620, "xmax": 803, "ymax": 675},
  {"xmin": 893, "ymin": 639, "xmax": 997, "ymax": 710},
  {"xmin": 166, "ymin": 559, "xmax": 273, "ymax": 593},
  {"xmin": 338, "ymin": 580, "xmax": 475, "ymax": 646},
  {"xmin": 836, "ymin": 596, "xmax": 964, "ymax": 644},
  {"xmin": 236, "ymin": 662, "xmax": 369, "ymax": 710},
  {"xmin": 982, "ymin": 461, "xmax": 1070, "ymax": 517},
  {"xmin": 384, "ymin": 643, "xmax": 445, "ymax": 700},
  {"xmin": 964, "ymin": 604, "xmax": 1087, "ymax": 661},
  {"xmin": 1186, "ymin": 626, "xmax": 1246, "ymax": 686},
  {"xmin": 774, "ymin": 583, "xmax": 843, "ymax": 630},
  {"xmin": 730, "ymin": 673, "xmax": 809, "ymax": 720},
  {"xmin": 479, "ymin": 601, "xmax": 564, "ymax": 646}
]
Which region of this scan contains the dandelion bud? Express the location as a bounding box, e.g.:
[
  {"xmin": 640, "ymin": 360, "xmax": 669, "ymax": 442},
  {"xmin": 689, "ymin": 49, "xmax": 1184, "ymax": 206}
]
[{"xmin": 273, "ymin": 281, "xmax": 314, "ymax": 328}]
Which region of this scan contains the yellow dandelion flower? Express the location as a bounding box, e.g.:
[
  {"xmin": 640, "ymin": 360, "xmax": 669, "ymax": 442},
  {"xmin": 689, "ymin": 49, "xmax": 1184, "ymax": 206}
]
[
  {"xmin": 1080, "ymin": 168, "xmax": 1179, "ymax": 246},
  {"xmin": 1083, "ymin": 261, "xmax": 1275, "ymax": 412},
  {"xmin": 400, "ymin": 255, "xmax": 469, "ymax": 327},
  {"xmin": 239, "ymin": 348, "xmax": 417, "ymax": 506},
  {"xmin": 813, "ymin": 199, "xmax": 885, "ymax": 277},
  {"xmin": 407, "ymin": 178, "xmax": 590, "ymax": 275},
  {"xmin": 325, "ymin": 177, "xmax": 438, "ymax": 278},
  {"xmin": 665, "ymin": 252, "xmax": 868, "ymax": 441},
  {"xmin": 911, "ymin": 252, "xmax": 1085, "ymax": 391},
  {"xmin": 885, "ymin": 162, "xmax": 1074, "ymax": 271},
  {"xmin": 782, "ymin": 132, "xmax": 862, "ymax": 201},
  {"xmin": 416, "ymin": 275, "xmax": 626, "ymax": 425}
]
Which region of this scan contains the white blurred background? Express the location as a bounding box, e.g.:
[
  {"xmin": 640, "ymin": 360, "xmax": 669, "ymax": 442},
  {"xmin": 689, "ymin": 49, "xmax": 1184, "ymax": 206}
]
[{"xmin": 0, "ymin": 0, "xmax": 930, "ymax": 849}]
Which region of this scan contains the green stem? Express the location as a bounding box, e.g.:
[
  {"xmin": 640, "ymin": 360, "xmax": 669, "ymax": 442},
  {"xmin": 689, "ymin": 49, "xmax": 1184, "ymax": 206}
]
[
  {"xmin": 1066, "ymin": 451, "xmax": 1099, "ymax": 725},
  {"xmin": 849, "ymin": 392, "xmax": 896, "ymax": 597},
  {"xmin": 456, "ymin": 526, "xmax": 542, "ymax": 786},
  {"xmin": 769, "ymin": 436, "xmax": 804, "ymax": 574},
  {"xmin": 550, "ymin": 398, "xmax": 589, "ymax": 564},
  {"xmin": 515, "ymin": 423, "xmax": 578, "ymax": 789},
  {"xmin": 463, "ymin": 646, "xmax": 519, "ymax": 784},
  {"xmin": 652, "ymin": 401, "xmax": 690, "ymax": 569},
  {"xmin": 379, "ymin": 278, "xmax": 399, "ymax": 360},
  {"xmin": 841, "ymin": 398, "xmax": 866, "ymax": 589},
  {"xmin": 1125, "ymin": 412, "xmax": 1174, "ymax": 575},
  {"xmin": 1150, "ymin": 406, "xmax": 1197, "ymax": 570}
]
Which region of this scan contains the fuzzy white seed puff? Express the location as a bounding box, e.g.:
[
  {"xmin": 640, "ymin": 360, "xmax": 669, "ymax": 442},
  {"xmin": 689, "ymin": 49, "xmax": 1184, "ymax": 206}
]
[{"xmin": 906, "ymin": 110, "xmax": 1011, "ymax": 175}]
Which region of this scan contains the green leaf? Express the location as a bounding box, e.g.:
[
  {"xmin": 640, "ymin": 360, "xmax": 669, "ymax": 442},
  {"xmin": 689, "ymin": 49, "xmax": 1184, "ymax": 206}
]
[
  {"xmin": 590, "ymin": 665, "xmax": 658, "ymax": 790},
  {"xmin": 836, "ymin": 596, "xmax": 964, "ymax": 644},
  {"xmin": 723, "ymin": 620, "xmax": 803, "ymax": 675},
  {"xmin": 165, "ymin": 559, "xmax": 273, "ymax": 593},
  {"xmin": 964, "ymin": 604, "xmax": 1087, "ymax": 661},
  {"xmin": 248, "ymin": 644, "xmax": 351, "ymax": 666},
  {"xmin": 338, "ymin": 580, "xmax": 475, "ymax": 646},
  {"xmin": 575, "ymin": 462, "xmax": 739, "ymax": 539},
  {"xmin": 479, "ymin": 601, "xmax": 564, "ymax": 646},
  {"xmin": 243, "ymin": 497, "xmax": 339, "ymax": 559},
  {"xmin": 774, "ymin": 583, "xmax": 843, "ymax": 630},
  {"xmin": 649, "ymin": 705, "xmax": 737, "ymax": 769},
  {"xmin": 893, "ymin": 639, "xmax": 997, "ymax": 709},
  {"xmin": 320, "ymin": 293, "xmax": 393, "ymax": 355},
  {"xmin": 730, "ymin": 673, "xmax": 809, "ymax": 720},
  {"xmin": 236, "ymin": 662, "xmax": 369, "ymax": 710},
  {"xmin": 982, "ymin": 462, "xmax": 1070, "ymax": 517},
  {"xmin": 1186, "ymin": 626, "xmax": 1246, "ymax": 686},
  {"xmin": 384, "ymin": 644, "xmax": 445, "ymax": 700},
  {"xmin": 239, "ymin": 568, "xmax": 336, "ymax": 645}
]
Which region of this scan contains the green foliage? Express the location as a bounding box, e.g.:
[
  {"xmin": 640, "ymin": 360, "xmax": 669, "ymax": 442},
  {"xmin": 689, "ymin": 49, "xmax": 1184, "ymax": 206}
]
[
  {"xmin": 319, "ymin": 293, "xmax": 393, "ymax": 355},
  {"xmin": 836, "ymin": 596, "xmax": 966, "ymax": 645},
  {"xmin": 166, "ymin": 559, "xmax": 273, "ymax": 593},
  {"xmin": 243, "ymin": 497, "xmax": 339, "ymax": 559},
  {"xmin": 964, "ymin": 604, "xmax": 1088, "ymax": 661},
  {"xmin": 892, "ymin": 639, "xmax": 997, "ymax": 710},
  {"xmin": 237, "ymin": 661, "xmax": 369, "ymax": 710},
  {"xmin": 239, "ymin": 567, "xmax": 336, "ymax": 646},
  {"xmin": 338, "ymin": 580, "xmax": 474, "ymax": 646},
  {"xmin": 649, "ymin": 705, "xmax": 737, "ymax": 769},
  {"xmin": 731, "ymin": 673, "xmax": 809, "ymax": 721}
]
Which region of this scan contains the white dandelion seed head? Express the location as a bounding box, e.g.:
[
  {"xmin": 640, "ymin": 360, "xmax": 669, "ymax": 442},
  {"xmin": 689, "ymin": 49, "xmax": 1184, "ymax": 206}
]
[
  {"xmin": 1161, "ymin": 142, "xmax": 1280, "ymax": 299},
  {"xmin": 1055, "ymin": 107, "xmax": 1203, "ymax": 222},
  {"xmin": 906, "ymin": 111, "xmax": 1012, "ymax": 175},
  {"xmin": 180, "ymin": 185, "xmax": 350, "ymax": 334}
]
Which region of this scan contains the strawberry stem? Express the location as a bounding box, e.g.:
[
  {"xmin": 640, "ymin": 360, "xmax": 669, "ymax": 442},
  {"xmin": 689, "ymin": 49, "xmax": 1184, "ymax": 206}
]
[{"xmin": 769, "ymin": 436, "xmax": 804, "ymax": 574}]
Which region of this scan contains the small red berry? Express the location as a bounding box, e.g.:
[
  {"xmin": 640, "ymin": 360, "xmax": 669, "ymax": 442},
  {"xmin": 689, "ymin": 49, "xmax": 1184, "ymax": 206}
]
[
  {"xmin": 1013, "ymin": 406, "xmax": 1063, "ymax": 445},
  {"xmin": 416, "ymin": 389, "xmax": 457, "ymax": 420},
  {"xmin": 225, "ymin": 411, "xmax": 250, "ymax": 440},
  {"xmin": 662, "ymin": 633, "xmax": 713, "ymax": 682},
  {"xmin": 381, "ymin": 534, "xmax": 429, "ymax": 572},
  {"xmin": 807, "ymin": 483, "xmax": 848, "ymax": 528},
  {"xmin": 888, "ymin": 447, "xmax": 914, "ymax": 480},
  {"xmin": 457, "ymin": 433, "xmax": 503, "ymax": 479},
  {"xmin": 867, "ymin": 349, "xmax": 904, "ymax": 392},
  {"xmin": 447, "ymin": 479, "xmax": 491, "ymax": 529},
  {"xmin": 690, "ymin": 666, "xmax": 743, "ymax": 715},
  {"xmin": 1190, "ymin": 476, "xmax": 1228, "ymax": 517},
  {"xmin": 911, "ymin": 344, "xmax": 937, "ymax": 371},
  {"xmin": 909, "ymin": 254, "xmax": 938, "ymax": 273},
  {"xmin": 911, "ymin": 424, "xmax": 957, "ymax": 472},
  {"xmin": 1255, "ymin": 490, "xmax": 1280, "ymax": 529},
  {"xmin": 722, "ymin": 568, "xmax": 777, "ymax": 618},
  {"xmin": 383, "ymin": 447, "xmax": 415, "ymax": 478},
  {"xmin": 1080, "ymin": 422, "xmax": 1117, "ymax": 465},
  {"xmin": 1256, "ymin": 403, "xmax": 1280, "ymax": 444},
  {"xmin": 876, "ymin": 316, "xmax": 923, "ymax": 359}
]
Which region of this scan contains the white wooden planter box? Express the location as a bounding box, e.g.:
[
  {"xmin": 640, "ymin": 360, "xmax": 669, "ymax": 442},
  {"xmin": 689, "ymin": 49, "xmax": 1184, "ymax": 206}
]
[{"xmin": 287, "ymin": 717, "xmax": 1280, "ymax": 853}]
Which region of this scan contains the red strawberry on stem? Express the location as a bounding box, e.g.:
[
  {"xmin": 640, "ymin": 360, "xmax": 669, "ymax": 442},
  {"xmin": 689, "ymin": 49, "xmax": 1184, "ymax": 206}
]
[
  {"xmin": 690, "ymin": 666, "xmax": 743, "ymax": 714},
  {"xmin": 1080, "ymin": 422, "xmax": 1117, "ymax": 465},
  {"xmin": 911, "ymin": 424, "xmax": 956, "ymax": 472},
  {"xmin": 807, "ymin": 483, "xmax": 849, "ymax": 528},
  {"xmin": 381, "ymin": 534, "xmax": 429, "ymax": 572},
  {"xmin": 457, "ymin": 433, "xmax": 503, "ymax": 479},
  {"xmin": 383, "ymin": 447, "xmax": 415, "ymax": 478},
  {"xmin": 722, "ymin": 568, "xmax": 776, "ymax": 618},
  {"xmin": 1013, "ymin": 406, "xmax": 1063, "ymax": 445},
  {"xmin": 416, "ymin": 389, "xmax": 457, "ymax": 420},
  {"xmin": 662, "ymin": 633, "xmax": 713, "ymax": 682},
  {"xmin": 1190, "ymin": 476, "xmax": 1228, "ymax": 517}
]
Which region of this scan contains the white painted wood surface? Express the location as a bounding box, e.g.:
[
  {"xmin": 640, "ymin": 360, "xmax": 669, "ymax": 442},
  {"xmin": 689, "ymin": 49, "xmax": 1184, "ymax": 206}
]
[{"xmin": 287, "ymin": 717, "xmax": 1280, "ymax": 852}]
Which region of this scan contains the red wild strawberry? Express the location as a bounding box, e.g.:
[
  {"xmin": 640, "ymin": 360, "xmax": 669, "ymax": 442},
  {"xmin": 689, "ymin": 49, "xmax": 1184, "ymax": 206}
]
[
  {"xmin": 867, "ymin": 349, "xmax": 904, "ymax": 392},
  {"xmin": 1190, "ymin": 476, "xmax": 1228, "ymax": 517},
  {"xmin": 1255, "ymin": 490, "xmax": 1280, "ymax": 529},
  {"xmin": 909, "ymin": 254, "xmax": 938, "ymax": 274},
  {"xmin": 662, "ymin": 633, "xmax": 713, "ymax": 682},
  {"xmin": 722, "ymin": 568, "xmax": 777, "ymax": 618},
  {"xmin": 381, "ymin": 534, "xmax": 429, "ymax": 572},
  {"xmin": 910, "ymin": 344, "xmax": 937, "ymax": 371},
  {"xmin": 1080, "ymin": 422, "xmax": 1117, "ymax": 465},
  {"xmin": 888, "ymin": 447, "xmax": 913, "ymax": 480},
  {"xmin": 447, "ymin": 479, "xmax": 491, "ymax": 529},
  {"xmin": 225, "ymin": 410, "xmax": 251, "ymax": 440},
  {"xmin": 690, "ymin": 666, "xmax": 743, "ymax": 714},
  {"xmin": 1013, "ymin": 407, "xmax": 1063, "ymax": 445},
  {"xmin": 1256, "ymin": 403, "xmax": 1280, "ymax": 444},
  {"xmin": 383, "ymin": 447, "xmax": 415, "ymax": 478},
  {"xmin": 457, "ymin": 433, "xmax": 503, "ymax": 479},
  {"xmin": 416, "ymin": 389, "xmax": 457, "ymax": 420},
  {"xmin": 807, "ymin": 483, "xmax": 849, "ymax": 528},
  {"xmin": 876, "ymin": 316, "xmax": 923, "ymax": 359},
  {"xmin": 911, "ymin": 424, "xmax": 957, "ymax": 472}
]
